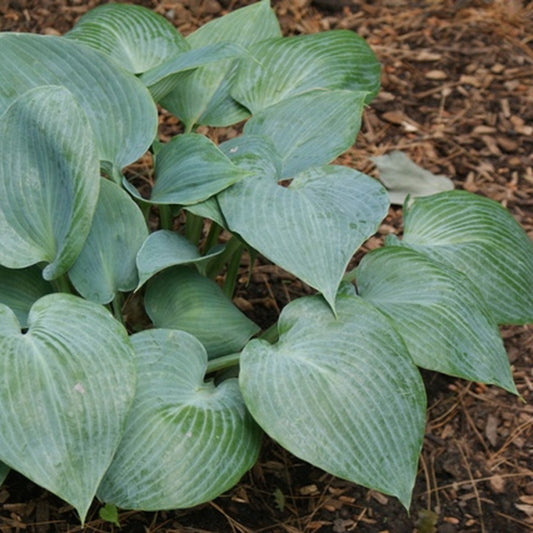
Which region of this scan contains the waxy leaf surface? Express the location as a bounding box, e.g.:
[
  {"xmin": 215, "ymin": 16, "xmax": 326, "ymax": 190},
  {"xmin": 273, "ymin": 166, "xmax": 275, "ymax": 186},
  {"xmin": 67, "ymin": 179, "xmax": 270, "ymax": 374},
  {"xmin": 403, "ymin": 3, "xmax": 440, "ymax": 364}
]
[
  {"xmin": 232, "ymin": 29, "xmax": 380, "ymax": 113},
  {"xmin": 98, "ymin": 329, "xmax": 261, "ymax": 510},
  {"xmin": 392, "ymin": 191, "xmax": 533, "ymax": 325},
  {"xmin": 356, "ymin": 247, "xmax": 517, "ymax": 392},
  {"xmin": 147, "ymin": 133, "xmax": 251, "ymax": 205},
  {"xmin": 0, "ymin": 266, "xmax": 53, "ymax": 328},
  {"xmin": 145, "ymin": 267, "xmax": 259, "ymax": 358},
  {"xmin": 142, "ymin": 43, "xmax": 244, "ymax": 102},
  {"xmin": 68, "ymin": 179, "xmax": 148, "ymax": 304},
  {"xmin": 219, "ymin": 165, "xmax": 389, "ymax": 310},
  {"xmin": 159, "ymin": 0, "xmax": 281, "ymax": 128},
  {"xmin": 0, "ymin": 295, "xmax": 136, "ymax": 522},
  {"xmin": 239, "ymin": 294, "xmax": 426, "ymax": 508},
  {"xmin": 243, "ymin": 89, "xmax": 367, "ymax": 178},
  {"xmin": 65, "ymin": 3, "xmax": 188, "ymax": 74},
  {"xmin": 136, "ymin": 230, "xmax": 223, "ymax": 289},
  {"xmin": 0, "ymin": 86, "xmax": 100, "ymax": 280},
  {"xmin": 0, "ymin": 33, "xmax": 157, "ymax": 170}
]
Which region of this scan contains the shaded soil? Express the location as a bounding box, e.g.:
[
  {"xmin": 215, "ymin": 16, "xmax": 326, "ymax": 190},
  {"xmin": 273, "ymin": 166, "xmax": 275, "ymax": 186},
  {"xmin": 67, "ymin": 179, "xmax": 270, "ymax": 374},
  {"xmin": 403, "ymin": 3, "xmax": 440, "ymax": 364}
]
[{"xmin": 1, "ymin": 1, "xmax": 532, "ymax": 532}]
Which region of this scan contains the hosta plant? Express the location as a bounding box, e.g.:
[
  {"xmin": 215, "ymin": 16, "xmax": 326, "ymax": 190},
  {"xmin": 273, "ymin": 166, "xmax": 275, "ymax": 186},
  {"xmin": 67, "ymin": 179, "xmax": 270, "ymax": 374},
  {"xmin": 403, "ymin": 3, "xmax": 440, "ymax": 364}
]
[{"xmin": 0, "ymin": 0, "xmax": 532, "ymax": 523}]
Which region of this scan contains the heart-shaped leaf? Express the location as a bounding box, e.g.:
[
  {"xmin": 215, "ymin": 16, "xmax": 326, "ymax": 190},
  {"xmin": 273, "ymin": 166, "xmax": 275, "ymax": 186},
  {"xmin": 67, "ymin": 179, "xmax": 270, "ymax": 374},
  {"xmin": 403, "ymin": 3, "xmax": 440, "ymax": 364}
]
[
  {"xmin": 232, "ymin": 29, "xmax": 380, "ymax": 113},
  {"xmin": 0, "ymin": 266, "xmax": 53, "ymax": 328},
  {"xmin": 0, "ymin": 33, "xmax": 157, "ymax": 170},
  {"xmin": 239, "ymin": 294, "xmax": 426, "ymax": 508},
  {"xmin": 98, "ymin": 329, "xmax": 262, "ymax": 510},
  {"xmin": 68, "ymin": 179, "xmax": 148, "ymax": 304},
  {"xmin": 159, "ymin": 0, "xmax": 281, "ymax": 128},
  {"xmin": 356, "ymin": 247, "xmax": 517, "ymax": 392},
  {"xmin": 0, "ymin": 294, "xmax": 136, "ymax": 522},
  {"xmin": 145, "ymin": 267, "xmax": 259, "ymax": 358},
  {"xmin": 127, "ymin": 133, "xmax": 252, "ymax": 205},
  {"xmin": 242, "ymin": 89, "xmax": 367, "ymax": 178},
  {"xmin": 65, "ymin": 3, "xmax": 188, "ymax": 74},
  {"xmin": 0, "ymin": 85, "xmax": 100, "ymax": 280},
  {"xmin": 219, "ymin": 165, "xmax": 389, "ymax": 310},
  {"xmin": 136, "ymin": 230, "xmax": 224, "ymax": 289},
  {"xmin": 391, "ymin": 191, "xmax": 533, "ymax": 325}
]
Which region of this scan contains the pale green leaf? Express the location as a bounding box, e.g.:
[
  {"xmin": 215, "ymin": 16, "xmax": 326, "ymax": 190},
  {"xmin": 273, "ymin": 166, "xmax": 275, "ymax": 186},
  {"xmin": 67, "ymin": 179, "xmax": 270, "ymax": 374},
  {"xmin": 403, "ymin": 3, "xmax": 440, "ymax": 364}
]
[
  {"xmin": 356, "ymin": 247, "xmax": 517, "ymax": 393},
  {"xmin": 232, "ymin": 29, "xmax": 380, "ymax": 113},
  {"xmin": 136, "ymin": 230, "xmax": 224, "ymax": 289},
  {"xmin": 160, "ymin": 0, "xmax": 281, "ymax": 128},
  {"xmin": 68, "ymin": 179, "xmax": 148, "ymax": 304},
  {"xmin": 371, "ymin": 151, "xmax": 454, "ymax": 205},
  {"xmin": 65, "ymin": 3, "xmax": 188, "ymax": 74},
  {"xmin": 243, "ymin": 89, "xmax": 367, "ymax": 177},
  {"xmin": 148, "ymin": 133, "xmax": 252, "ymax": 205},
  {"xmin": 0, "ymin": 295, "xmax": 136, "ymax": 522},
  {"xmin": 0, "ymin": 86, "xmax": 100, "ymax": 280},
  {"xmin": 145, "ymin": 267, "xmax": 259, "ymax": 358},
  {"xmin": 219, "ymin": 165, "xmax": 389, "ymax": 310},
  {"xmin": 239, "ymin": 294, "xmax": 426, "ymax": 508},
  {"xmin": 394, "ymin": 191, "xmax": 533, "ymax": 325},
  {"xmin": 0, "ymin": 266, "xmax": 54, "ymax": 328},
  {"xmin": 0, "ymin": 33, "xmax": 157, "ymax": 170},
  {"xmin": 98, "ymin": 329, "xmax": 261, "ymax": 510}
]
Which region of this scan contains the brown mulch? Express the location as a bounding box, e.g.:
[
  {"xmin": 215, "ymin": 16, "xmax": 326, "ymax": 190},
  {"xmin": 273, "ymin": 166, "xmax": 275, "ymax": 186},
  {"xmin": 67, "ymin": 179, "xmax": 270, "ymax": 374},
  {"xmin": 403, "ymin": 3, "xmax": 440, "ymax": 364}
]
[{"xmin": 1, "ymin": 1, "xmax": 532, "ymax": 532}]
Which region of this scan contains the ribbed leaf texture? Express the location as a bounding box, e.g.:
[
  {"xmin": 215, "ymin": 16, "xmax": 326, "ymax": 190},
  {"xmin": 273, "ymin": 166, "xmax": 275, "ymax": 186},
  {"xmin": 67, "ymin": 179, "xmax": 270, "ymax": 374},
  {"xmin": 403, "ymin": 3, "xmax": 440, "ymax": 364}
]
[
  {"xmin": 392, "ymin": 191, "xmax": 533, "ymax": 325},
  {"xmin": 65, "ymin": 3, "xmax": 188, "ymax": 74},
  {"xmin": 0, "ymin": 33, "xmax": 157, "ymax": 170},
  {"xmin": 68, "ymin": 179, "xmax": 148, "ymax": 304},
  {"xmin": 98, "ymin": 329, "xmax": 262, "ymax": 510},
  {"xmin": 240, "ymin": 294, "xmax": 426, "ymax": 509},
  {"xmin": 0, "ymin": 295, "xmax": 136, "ymax": 522},
  {"xmin": 356, "ymin": 247, "xmax": 517, "ymax": 393},
  {"xmin": 0, "ymin": 86, "xmax": 100, "ymax": 280}
]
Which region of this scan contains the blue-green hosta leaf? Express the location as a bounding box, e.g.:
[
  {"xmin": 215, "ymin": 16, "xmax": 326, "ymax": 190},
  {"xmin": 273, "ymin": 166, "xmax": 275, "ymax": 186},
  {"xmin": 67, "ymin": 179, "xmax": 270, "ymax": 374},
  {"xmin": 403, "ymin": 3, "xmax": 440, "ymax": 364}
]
[
  {"xmin": 232, "ymin": 29, "xmax": 381, "ymax": 113},
  {"xmin": 65, "ymin": 3, "xmax": 188, "ymax": 74},
  {"xmin": 185, "ymin": 132, "xmax": 283, "ymax": 230},
  {"xmin": 146, "ymin": 133, "xmax": 252, "ymax": 205},
  {"xmin": 136, "ymin": 230, "xmax": 224, "ymax": 289},
  {"xmin": 159, "ymin": 0, "xmax": 281, "ymax": 128},
  {"xmin": 98, "ymin": 329, "xmax": 261, "ymax": 510},
  {"xmin": 243, "ymin": 89, "xmax": 367, "ymax": 178},
  {"xmin": 0, "ymin": 295, "xmax": 136, "ymax": 522},
  {"xmin": 356, "ymin": 247, "xmax": 517, "ymax": 393},
  {"xmin": 0, "ymin": 33, "xmax": 157, "ymax": 170},
  {"xmin": 145, "ymin": 267, "xmax": 259, "ymax": 358},
  {"xmin": 0, "ymin": 462, "xmax": 8, "ymax": 486},
  {"xmin": 184, "ymin": 199, "xmax": 228, "ymax": 229},
  {"xmin": 142, "ymin": 43, "xmax": 244, "ymax": 102},
  {"xmin": 0, "ymin": 86, "xmax": 100, "ymax": 280},
  {"xmin": 392, "ymin": 191, "xmax": 533, "ymax": 325},
  {"xmin": 239, "ymin": 294, "xmax": 426, "ymax": 508},
  {"xmin": 68, "ymin": 179, "xmax": 148, "ymax": 304},
  {"xmin": 219, "ymin": 165, "xmax": 389, "ymax": 311},
  {"xmin": 0, "ymin": 266, "xmax": 53, "ymax": 328}
]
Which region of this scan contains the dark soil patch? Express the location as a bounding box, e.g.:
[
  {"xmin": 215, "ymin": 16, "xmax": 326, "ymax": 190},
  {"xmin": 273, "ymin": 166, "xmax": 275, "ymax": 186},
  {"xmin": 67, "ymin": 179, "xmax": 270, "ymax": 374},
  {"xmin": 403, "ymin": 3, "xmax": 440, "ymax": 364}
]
[{"xmin": 1, "ymin": 1, "xmax": 532, "ymax": 532}]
